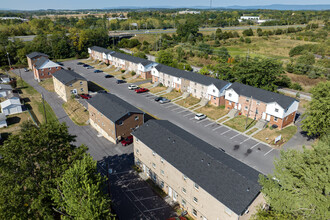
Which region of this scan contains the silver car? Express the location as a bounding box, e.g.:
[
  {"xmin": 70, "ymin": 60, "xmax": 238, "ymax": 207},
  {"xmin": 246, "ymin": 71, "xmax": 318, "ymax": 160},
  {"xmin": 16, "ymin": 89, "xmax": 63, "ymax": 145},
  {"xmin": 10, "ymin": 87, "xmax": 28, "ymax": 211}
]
[
  {"xmin": 195, "ymin": 113, "xmax": 207, "ymax": 120},
  {"xmin": 159, "ymin": 97, "xmax": 170, "ymax": 104}
]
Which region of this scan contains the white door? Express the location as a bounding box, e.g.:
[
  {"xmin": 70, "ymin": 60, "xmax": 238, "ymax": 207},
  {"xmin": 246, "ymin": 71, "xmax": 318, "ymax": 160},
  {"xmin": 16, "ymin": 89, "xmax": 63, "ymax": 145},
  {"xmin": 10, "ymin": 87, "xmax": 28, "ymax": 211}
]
[
  {"xmin": 173, "ymin": 191, "xmax": 178, "ymax": 202},
  {"xmin": 266, "ymin": 114, "xmax": 271, "ymax": 121},
  {"xmin": 234, "ymin": 104, "xmax": 237, "ymax": 110},
  {"xmin": 262, "ymin": 112, "xmax": 266, "ymax": 120},
  {"xmin": 142, "ymin": 164, "xmax": 146, "ymax": 173},
  {"xmin": 71, "ymin": 89, "xmax": 77, "ymax": 95},
  {"xmin": 168, "ymin": 187, "xmax": 172, "ymax": 197},
  {"xmin": 238, "ymin": 104, "xmax": 242, "ymax": 110}
]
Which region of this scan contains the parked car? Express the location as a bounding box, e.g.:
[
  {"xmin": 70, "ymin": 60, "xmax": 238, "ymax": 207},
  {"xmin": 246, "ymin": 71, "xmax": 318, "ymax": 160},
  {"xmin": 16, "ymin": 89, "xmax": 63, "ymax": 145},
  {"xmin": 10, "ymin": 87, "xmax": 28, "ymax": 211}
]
[
  {"xmin": 121, "ymin": 135, "xmax": 133, "ymax": 146},
  {"xmin": 79, "ymin": 94, "xmax": 92, "ymax": 99},
  {"xmin": 116, "ymin": 79, "xmax": 126, "ymax": 84},
  {"xmin": 83, "ymin": 64, "xmax": 89, "ymax": 67},
  {"xmin": 128, "ymin": 84, "xmax": 139, "ymax": 90},
  {"xmin": 195, "ymin": 113, "xmax": 206, "ymax": 120},
  {"xmin": 159, "ymin": 97, "xmax": 170, "ymax": 104},
  {"xmin": 105, "ymin": 74, "xmax": 113, "ymax": 78},
  {"xmin": 135, "ymin": 88, "xmax": 149, "ymax": 93},
  {"xmin": 86, "ymin": 66, "xmax": 94, "ymax": 69},
  {"xmin": 94, "ymin": 69, "xmax": 103, "ymax": 73},
  {"xmin": 56, "ymin": 62, "xmax": 64, "ymax": 66},
  {"xmin": 154, "ymin": 96, "xmax": 163, "ymax": 102},
  {"xmin": 77, "ymin": 62, "xmax": 84, "ymax": 65},
  {"xmin": 24, "ymin": 68, "xmax": 29, "ymax": 72},
  {"xmin": 97, "ymin": 90, "xmax": 108, "ymax": 93}
]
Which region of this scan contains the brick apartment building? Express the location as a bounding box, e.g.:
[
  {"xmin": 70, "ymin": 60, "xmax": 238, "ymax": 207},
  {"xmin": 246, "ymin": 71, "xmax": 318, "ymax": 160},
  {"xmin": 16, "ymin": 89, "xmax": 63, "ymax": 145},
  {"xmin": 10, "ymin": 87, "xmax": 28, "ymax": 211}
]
[
  {"xmin": 32, "ymin": 57, "xmax": 62, "ymax": 82},
  {"xmin": 26, "ymin": 52, "xmax": 49, "ymax": 70}
]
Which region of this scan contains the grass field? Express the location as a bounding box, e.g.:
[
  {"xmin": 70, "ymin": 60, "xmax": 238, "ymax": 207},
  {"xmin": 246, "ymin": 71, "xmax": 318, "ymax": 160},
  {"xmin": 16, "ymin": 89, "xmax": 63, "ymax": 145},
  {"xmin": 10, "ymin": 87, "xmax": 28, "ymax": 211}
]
[
  {"xmin": 224, "ymin": 115, "xmax": 257, "ymax": 132},
  {"xmin": 196, "ymin": 104, "xmax": 228, "ymax": 120},
  {"xmin": 39, "ymin": 78, "xmax": 54, "ymax": 92},
  {"xmin": 0, "ymin": 112, "xmax": 31, "ymax": 134},
  {"xmin": 246, "ymin": 127, "xmax": 259, "ymax": 135},
  {"xmin": 285, "ymin": 73, "xmax": 326, "ymax": 92},
  {"xmin": 149, "ymin": 86, "xmax": 167, "ymax": 94},
  {"xmin": 62, "ymin": 99, "xmax": 89, "ymax": 126},
  {"xmin": 176, "ymin": 96, "xmax": 200, "ymax": 108},
  {"xmin": 253, "ymin": 125, "xmax": 297, "ymax": 147},
  {"xmin": 162, "ymin": 90, "xmax": 182, "ymax": 100}
]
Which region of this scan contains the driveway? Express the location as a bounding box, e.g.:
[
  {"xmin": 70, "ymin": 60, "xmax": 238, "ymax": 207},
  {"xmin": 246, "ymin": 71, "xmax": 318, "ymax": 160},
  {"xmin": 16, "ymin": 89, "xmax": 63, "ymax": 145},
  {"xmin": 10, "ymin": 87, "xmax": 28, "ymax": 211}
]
[
  {"xmin": 63, "ymin": 60, "xmax": 280, "ymax": 174},
  {"xmin": 12, "ymin": 69, "xmax": 174, "ymax": 220}
]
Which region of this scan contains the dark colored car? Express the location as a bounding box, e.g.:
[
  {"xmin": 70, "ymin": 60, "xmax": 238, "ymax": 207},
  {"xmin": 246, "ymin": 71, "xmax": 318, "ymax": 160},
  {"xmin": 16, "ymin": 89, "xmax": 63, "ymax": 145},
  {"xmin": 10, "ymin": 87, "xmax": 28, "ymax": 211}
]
[
  {"xmin": 135, "ymin": 88, "xmax": 149, "ymax": 93},
  {"xmin": 79, "ymin": 94, "xmax": 92, "ymax": 99},
  {"xmin": 97, "ymin": 90, "xmax": 108, "ymax": 93},
  {"xmin": 94, "ymin": 69, "xmax": 103, "ymax": 73},
  {"xmin": 154, "ymin": 96, "xmax": 163, "ymax": 101},
  {"xmin": 24, "ymin": 68, "xmax": 29, "ymax": 72},
  {"xmin": 77, "ymin": 62, "xmax": 84, "ymax": 65},
  {"xmin": 105, "ymin": 74, "xmax": 113, "ymax": 78},
  {"xmin": 83, "ymin": 64, "xmax": 89, "ymax": 67},
  {"xmin": 56, "ymin": 62, "xmax": 64, "ymax": 66},
  {"xmin": 116, "ymin": 79, "xmax": 126, "ymax": 84},
  {"xmin": 121, "ymin": 135, "xmax": 133, "ymax": 146}
]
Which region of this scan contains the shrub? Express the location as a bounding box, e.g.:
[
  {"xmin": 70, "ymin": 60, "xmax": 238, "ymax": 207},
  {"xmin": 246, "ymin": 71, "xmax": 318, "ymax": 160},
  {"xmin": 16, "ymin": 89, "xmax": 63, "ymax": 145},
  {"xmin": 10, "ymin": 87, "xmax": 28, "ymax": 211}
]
[
  {"xmin": 122, "ymin": 76, "xmax": 126, "ymax": 80},
  {"xmin": 121, "ymin": 69, "xmax": 125, "ymax": 73},
  {"xmin": 291, "ymin": 83, "xmax": 302, "ymax": 91},
  {"xmin": 245, "ymin": 38, "xmax": 252, "ymax": 44},
  {"xmin": 131, "ymin": 71, "xmax": 136, "ymax": 76}
]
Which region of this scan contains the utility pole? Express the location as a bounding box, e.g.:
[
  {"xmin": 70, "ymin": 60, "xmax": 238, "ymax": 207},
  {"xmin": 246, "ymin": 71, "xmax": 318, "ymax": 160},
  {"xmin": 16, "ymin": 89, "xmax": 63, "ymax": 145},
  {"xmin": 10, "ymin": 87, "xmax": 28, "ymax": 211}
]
[
  {"xmin": 245, "ymin": 96, "xmax": 253, "ymax": 130},
  {"xmin": 5, "ymin": 47, "xmax": 12, "ymax": 69},
  {"xmin": 41, "ymin": 93, "xmax": 47, "ymax": 124},
  {"xmin": 19, "ymin": 68, "xmax": 22, "ymax": 87}
]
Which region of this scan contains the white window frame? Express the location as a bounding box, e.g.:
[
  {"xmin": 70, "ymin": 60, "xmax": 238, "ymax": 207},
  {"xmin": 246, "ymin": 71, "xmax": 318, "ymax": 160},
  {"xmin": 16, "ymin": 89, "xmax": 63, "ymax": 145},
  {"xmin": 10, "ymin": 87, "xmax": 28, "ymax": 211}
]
[
  {"xmin": 182, "ymin": 187, "xmax": 186, "ymax": 194},
  {"xmin": 193, "ymin": 197, "xmax": 198, "ymax": 204},
  {"xmin": 194, "ymin": 183, "xmax": 199, "ymax": 190},
  {"xmin": 192, "ymin": 209, "xmax": 197, "ymax": 217},
  {"xmin": 275, "ymin": 108, "xmax": 279, "ymax": 112}
]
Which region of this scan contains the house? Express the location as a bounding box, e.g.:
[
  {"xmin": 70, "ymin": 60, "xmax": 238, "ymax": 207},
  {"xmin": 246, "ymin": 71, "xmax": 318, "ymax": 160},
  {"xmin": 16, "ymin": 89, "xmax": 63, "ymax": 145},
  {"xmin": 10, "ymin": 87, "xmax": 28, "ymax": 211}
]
[
  {"xmin": 1, "ymin": 96, "xmax": 22, "ymax": 115},
  {"xmin": 0, "ymin": 76, "xmax": 10, "ymax": 83},
  {"xmin": 0, "ymin": 113, "xmax": 7, "ymax": 128},
  {"xmin": 151, "ymin": 64, "xmax": 231, "ymax": 105},
  {"xmin": 238, "ymin": 16, "xmax": 260, "ymax": 22},
  {"xmin": 26, "ymin": 51, "xmax": 49, "ymax": 70},
  {"xmin": 88, "ymin": 46, "xmax": 112, "ymax": 63},
  {"xmin": 87, "ymin": 93, "xmax": 144, "ymax": 143},
  {"xmin": 225, "ymin": 82, "xmax": 299, "ymax": 129},
  {"xmin": 32, "ymin": 57, "xmax": 62, "ymax": 82},
  {"xmin": 132, "ymin": 120, "xmax": 263, "ymax": 220},
  {"xmin": 0, "ymin": 84, "xmax": 13, "ymax": 98},
  {"xmin": 52, "ymin": 69, "xmax": 88, "ymax": 102}
]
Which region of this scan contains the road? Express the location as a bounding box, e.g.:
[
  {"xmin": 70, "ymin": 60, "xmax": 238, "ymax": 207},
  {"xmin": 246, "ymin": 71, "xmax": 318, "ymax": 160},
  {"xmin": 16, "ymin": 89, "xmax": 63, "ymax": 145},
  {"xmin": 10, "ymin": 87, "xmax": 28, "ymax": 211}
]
[
  {"xmin": 278, "ymin": 88, "xmax": 312, "ymax": 101},
  {"xmin": 12, "ymin": 69, "xmax": 175, "ymax": 220},
  {"xmin": 9, "ymin": 24, "xmax": 306, "ymax": 42},
  {"xmin": 64, "ymin": 60, "xmax": 280, "ymax": 175}
]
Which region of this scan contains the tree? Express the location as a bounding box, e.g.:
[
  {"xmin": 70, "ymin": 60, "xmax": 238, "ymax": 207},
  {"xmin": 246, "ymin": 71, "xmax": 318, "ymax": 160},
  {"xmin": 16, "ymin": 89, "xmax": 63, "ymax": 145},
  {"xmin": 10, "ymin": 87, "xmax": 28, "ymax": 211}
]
[
  {"xmin": 156, "ymin": 50, "xmax": 174, "ymax": 66},
  {"xmin": 215, "ymin": 47, "xmax": 230, "ymax": 61},
  {"xmin": 133, "ymin": 51, "xmax": 147, "ymax": 59},
  {"xmin": 199, "ymin": 66, "xmax": 210, "ymax": 75},
  {"xmin": 176, "ymin": 20, "xmax": 199, "ymax": 41},
  {"xmin": 242, "ymin": 28, "xmax": 254, "ymax": 36},
  {"xmin": 301, "ymin": 81, "xmax": 330, "ymax": 137},
  {"xmin": 51, "ymin": 155, "xmax": 114, "ymax": 219},
  {"xmin": 0, "ymin": 121, "xmax": 87, "ymax": 219},
  {"xmin": 258, "ymin": 135, "xmax": 330, "ymax": 219}
]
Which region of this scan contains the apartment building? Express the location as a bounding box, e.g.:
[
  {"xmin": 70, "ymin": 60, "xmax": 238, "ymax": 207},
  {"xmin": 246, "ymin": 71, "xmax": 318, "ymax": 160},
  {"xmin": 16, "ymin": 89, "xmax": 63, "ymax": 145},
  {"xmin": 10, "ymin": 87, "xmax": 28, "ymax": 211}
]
[
  {"xmin": 52, "ymin": 69, "xmax": 88, "ymax": 102},
  {"xmin": 32, "ymin": 57, "xmax": 62, "ymax": 82},
  {"xmin": 87, "ymin": 93, "xmax": 144, "ymax": 143},
  {"xmin": 225, "ymin": 82, "xmax": 299, "ymax": 129},
  {"xmin": 26, "ymin": 51, "xmax": 49, "ymax": 70},
  {"xmin": 132, "ymin": 120, "xmax": 263, "ymax": 220},
  {"xmin": 88, "ymin": 46, "xmax": 112, "ymax": 63},
  {"xmin": 151, "ymin": 64, "xmax": 231, "ymax": 105}
]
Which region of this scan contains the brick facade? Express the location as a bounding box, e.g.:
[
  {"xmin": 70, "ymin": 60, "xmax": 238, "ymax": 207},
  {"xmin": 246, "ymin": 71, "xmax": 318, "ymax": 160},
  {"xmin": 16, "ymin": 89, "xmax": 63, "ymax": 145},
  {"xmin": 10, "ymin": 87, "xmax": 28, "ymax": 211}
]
[
  {"xmin": 27, "ymin": 55, "xmax": 49, "ymax": 70},
  {"xmin": 34, "ymin": 66, "xmax": 62, "ymax": 82},
  {"xmin": 210, "ymin": 95, "xmax": 225, "ymax": 106},
  {"xmin": 238, "ymin": 96, "xmax": 267, "ymax": 120}
]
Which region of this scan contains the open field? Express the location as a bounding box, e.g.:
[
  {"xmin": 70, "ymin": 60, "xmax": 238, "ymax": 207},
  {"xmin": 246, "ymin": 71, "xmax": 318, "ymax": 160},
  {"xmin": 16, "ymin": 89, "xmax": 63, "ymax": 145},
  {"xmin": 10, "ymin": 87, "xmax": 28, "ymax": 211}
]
[
  {"xmin": 0, "ymin": 112, "xmax": 31, "ymax": 135},
  {"xmin": 253, "ymin": 125, "xmax": 297, "ymax": 147},
  {"xmin": 285, "ymin": 73, "xmax": 326, "ymax": 92},
  {"xmin": 62, "ymin": 99, "xmax": 89, "ymax": 126},
  {"xmin": 39, "ymin": 78, "xmax": 54, "ymax": 92}
]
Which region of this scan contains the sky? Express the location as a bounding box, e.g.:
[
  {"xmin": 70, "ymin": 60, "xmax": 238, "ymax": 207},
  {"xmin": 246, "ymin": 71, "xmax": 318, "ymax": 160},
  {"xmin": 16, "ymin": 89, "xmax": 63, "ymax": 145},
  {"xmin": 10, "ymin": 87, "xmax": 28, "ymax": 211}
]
[{"xmin": 0, "ymin": 0, "xmax": 329, "ymax": 10}]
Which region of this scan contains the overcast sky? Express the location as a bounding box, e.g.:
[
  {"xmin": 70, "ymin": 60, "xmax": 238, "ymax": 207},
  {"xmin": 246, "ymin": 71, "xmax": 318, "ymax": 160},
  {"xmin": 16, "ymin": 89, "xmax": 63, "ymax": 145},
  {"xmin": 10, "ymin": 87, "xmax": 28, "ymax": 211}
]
[{"xmin": 1, "ymin": 0, "xmax": 329, "ymax": 10}]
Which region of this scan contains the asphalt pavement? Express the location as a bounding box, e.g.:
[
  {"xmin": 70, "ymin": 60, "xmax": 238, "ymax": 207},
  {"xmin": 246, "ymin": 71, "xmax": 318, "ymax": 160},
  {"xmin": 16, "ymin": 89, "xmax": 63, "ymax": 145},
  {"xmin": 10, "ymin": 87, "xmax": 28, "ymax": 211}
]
[{"xmin": 63, "ymin": 60, "xmax": 280, "ymax": 174}]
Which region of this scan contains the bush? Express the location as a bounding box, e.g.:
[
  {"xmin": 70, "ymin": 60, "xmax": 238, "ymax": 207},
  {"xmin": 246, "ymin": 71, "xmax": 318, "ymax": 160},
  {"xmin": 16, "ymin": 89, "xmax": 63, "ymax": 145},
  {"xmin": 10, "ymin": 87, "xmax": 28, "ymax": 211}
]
[
  {"xmin": 245, "ymin": 38, "xmax": 252, "ymax": 44},
  {"xmin": 121, "ymin": 69, "xmax": 125, "ymax": 73},
  {"xmin": 291, "ymin": 83, "xmax": 303, "ymax": 91},
  {"xmin": 131, "ymin": 71, "xmax": 136, "ymax": 76},
  {"xmin": 122, "ymin": 76, "xmax": 126, "ymax": 80}
]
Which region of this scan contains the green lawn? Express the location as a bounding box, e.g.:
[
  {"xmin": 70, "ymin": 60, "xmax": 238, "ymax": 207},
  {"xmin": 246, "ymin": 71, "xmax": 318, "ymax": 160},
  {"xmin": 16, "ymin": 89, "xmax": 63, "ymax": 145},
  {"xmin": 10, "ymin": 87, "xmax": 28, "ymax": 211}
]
[
  {"xmin": 196, "ymin": 104, "xmax": 228, "ymax": 120},
  {"xmin": 162, "ymin": 90, "xmax": 182, "ymax": 100},
  {"xmin": 224, "ymin": 115, "xmax": 257, "ymax": 132},
  {"xmin": 149, "ymin": 86, "xmax": 167, "ymax": 94},
  {"xmin": 175, "ymin": 96, "xmax": 200, "ymax": 108},
  {"xmin": 253, "ymin": 125, "xmax": 297, "ymax": 147}
]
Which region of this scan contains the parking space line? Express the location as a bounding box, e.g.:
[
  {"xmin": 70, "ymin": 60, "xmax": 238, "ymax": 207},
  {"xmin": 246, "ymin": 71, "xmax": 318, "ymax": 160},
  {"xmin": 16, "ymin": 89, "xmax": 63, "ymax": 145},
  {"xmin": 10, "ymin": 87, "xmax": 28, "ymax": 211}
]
[
  {"xmin": 196, "ymin": 119, "xmax": 207, "ymax": 124},
  {"xmin": 204, "ymin": 122, "xmax": 215, "ymax": 127},
  {"xmin": 126, "ymin": 187, "xmax": 148, "ymax": 192},
  {"xmin": 177, "ymin": 109, "xmax": 188, "ymax": 113},
  {"xmin": 184, "ymin": 112, "xmax": 194, "ymax": 117},
  {"xmin": 250, "ymin": 143, "xmax": 260, "ymax": 149},
  {"xmin": 189, "ymin": 117, "xmax": 195, "ymax": 120},
  {"xmin": 165, "ymin": 104, "xmax": 175, "ymax": 108},
  {"xmin": 143, "ymin": 206, "xmax": 170, "ymax": 213},
  {"xmin": 134, "ymin": 196, "xmax": 158, "ymax": 202},
  {"xmin": 264, "ymin": 148, "xmax": 274, "ymax": 156},
  {"xmin": 230, "ymin": 133, "xmax": 241, "ymax": 139},
  {"xmin": 212, "ymin": 126, "xmax": 222, "ymax": 131},
  {"xmin": 240, "ymin": 138, "xmax": 250, "ymax": 144},
  {"xmin": 221, "ymin": 129, "xmax": 230, "ymax": 135},
  {"xmin": 171, "ymin": 107, "xmax": 182, "ymax": 111}
]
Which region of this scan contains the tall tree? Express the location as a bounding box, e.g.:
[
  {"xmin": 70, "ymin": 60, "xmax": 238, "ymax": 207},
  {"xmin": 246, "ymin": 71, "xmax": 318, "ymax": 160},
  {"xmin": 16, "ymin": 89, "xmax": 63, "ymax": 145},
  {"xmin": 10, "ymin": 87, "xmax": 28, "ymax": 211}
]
[
  {"xmin": 156, "ymin": 50, "xmax": 174, "ymax": 66},
  {"xmin": 51, "ymin": 155, "xmax": 114, "ymax": 219},
  {"xmin": 258, "ymin": 135, "xmax": 330, "ymax": 219},
  {"xmin": 0, "ymin": 122, "xmax": 87, "ymax": 219},
  {"xmin": 301, "ymin": 81, "xmax": 330, "ymax": 137}
]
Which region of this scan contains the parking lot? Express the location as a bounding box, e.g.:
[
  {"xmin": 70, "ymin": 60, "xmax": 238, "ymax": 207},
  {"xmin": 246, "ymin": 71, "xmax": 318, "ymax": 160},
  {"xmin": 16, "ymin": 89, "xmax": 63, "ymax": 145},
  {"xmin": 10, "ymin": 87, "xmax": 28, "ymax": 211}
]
[{"xmin": 63, "ymin": 60, "xmax": 279, "ymax": 174}]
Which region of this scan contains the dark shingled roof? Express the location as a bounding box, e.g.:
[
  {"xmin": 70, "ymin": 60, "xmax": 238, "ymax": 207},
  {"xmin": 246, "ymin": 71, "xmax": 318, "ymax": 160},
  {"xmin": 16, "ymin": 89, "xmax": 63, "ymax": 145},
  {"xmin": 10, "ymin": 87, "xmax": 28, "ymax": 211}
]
[
  {"xmin": 52, "ymin": 69, "xmax": 86, "ymax": 85},
  {"xmin": 26, "ymin": 52, "xmax": 48, "ymax": 59},
  {"xmin": 112, "ymin": 52, "xmax": 153, "ymax": 66},
  {"xmin": 33, "ymin": 57, "xmax": 49, "ymax": 69},
  {"xmin": 155, "ymin": 64, "xmax": 229, "ymax": 90},
  {"xmin": 228, "ymin": 82, "xmax": 297, "ymax": 110},
  {"xmin": 89, "ymin": 46, "xmax": 113, "ymax": 54},
  {"xmin": 87, "ymin": 93, "xmax": 144, "ymax": 122},
  {"xmin": 132, "ymin": 120, "xmax": 261, "ymax": 216}
]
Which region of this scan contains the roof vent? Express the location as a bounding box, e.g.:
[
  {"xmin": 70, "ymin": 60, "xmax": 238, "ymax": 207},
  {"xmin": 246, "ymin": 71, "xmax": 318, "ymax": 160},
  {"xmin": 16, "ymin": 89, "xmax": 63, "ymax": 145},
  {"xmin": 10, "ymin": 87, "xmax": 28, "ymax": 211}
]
[
  {"xmin": 172, "ymin": 140, "xmax": 175, "ymax": 144},
  {"xmin": 168, "ymin": 137, "xmax": 171, "ymax": 141},
  {"xmin": 207, "ymin": 163, "xmax": 210, "ymax": 166},
  {"xmin": 247, "ymin": 187, "xmax": 250, "ymax": 192},
  {"xmin": 201, "ymin": 159, "xmax": 204, "ymax": 162}
]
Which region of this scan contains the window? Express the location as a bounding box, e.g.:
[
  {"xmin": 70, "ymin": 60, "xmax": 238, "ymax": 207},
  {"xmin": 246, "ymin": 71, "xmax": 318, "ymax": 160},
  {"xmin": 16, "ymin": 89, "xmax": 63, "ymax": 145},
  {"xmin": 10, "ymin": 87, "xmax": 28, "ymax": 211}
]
[
  {"xmin": 213, "ymin": 97, "xmax": 216, "ymax": 100},
  {"xmin": 257, "ymin": 101, "xmax": 260, "ymax": 105},
  {"xmin": 193, "ymin": 197, "xmax": 198, "ymax": 203},
  {"xmin": 213, "ymin": 89, "xmax": 215, "ymax": 93},
  {"xmin": 56, "ymin": 67, "xmax": 58, "ymax": 69},
  {"xmin": 48, "ymin": 72, "xmax": 51, "ymax": 75},
  {"xmin": 192, "ymin": 209, "xmax": 197, "ymax": 217},
  {"xmin": 194, "ymin": 89, "xmax": 196, "ymax": 93},
  {"xmin": 274, "ymin": 117, "xmax": 278, "ymax": 122},
  {"xmin": 102, "ymin": 122, "xmax": 104, "ymax": 127},
  {"xmin": 135, "ymin": 116, "xmax": 139, "ymax": 121},
  {"xmin": 152, "ymin": 163, "xmax": 156, "ymax": 168},
  {"xmin": 194, "ymin": 183, "xmax": 199, "ymax": 190},
  {"xmin": 275, "ymin": 108, "xmax": 279, "ymax": 112},
  {"xmin": 183, "ymin": 175, "xmax": 187, "ymax": 181},
  {"xmin": 195, "ymin": 82, "xmax": 197, "ymax": 86},
  {"xmin": 69, "ymin": 84, "xmax": 72, "ymax": 87},
  {"xmin": 182, "ymin": 199, "xmax": 186, "ymax": 207},
  {"xmin": 160, "ymin": 181, "xmax": 164, "ymax": 188},
  {"xmin": 229, "ymin": 93, "xmax": 232, "ymax": 97},
  {"xmin": 182, "ymin": 187, "xmax": 186, "ymax": 194},
  {"xmin": 225, "ymin": 208, "xmax": 232, "ymax": 216},
  {"xmin": 118, "ymin": 121, "xmax": 123, "ymax": 125},
  {"xmin": 152, "ymin": 151, "xmax": 156, "ymax": 156},
  {"xmin": 246, "ymin": 98, "xmax": 250, "ymax": 102},
  {"xmin": 80, "ymin": 88, "xmax": 84, "ymax": 92},
  {"xmin": 245, "ymin": 106, "xmax": 248, "ymax": 110},
  {"xmin": 80, "ymin": 81, "xmax": 83, "ymax": 85},
  {"xmin": 160, "ymin": 158, "xmax": 164, "ymax": 163},
  {"xmin": 136, "ymin": 149, "xmax": 139, "ymax": 153},
  {"xmin": 229, "ymin": 101, "xmax": 232, "ymax": 105},
  {"xmin": 49, "ymin": 67, "xmax": 51, "ymax": 70},
  {"xmin": 161, "ymin": 170, "xmax": 164, "ymax": 176},
  {"xmin": 256, "ymin": 109, "xmax": 259, "ymax": 114}
]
